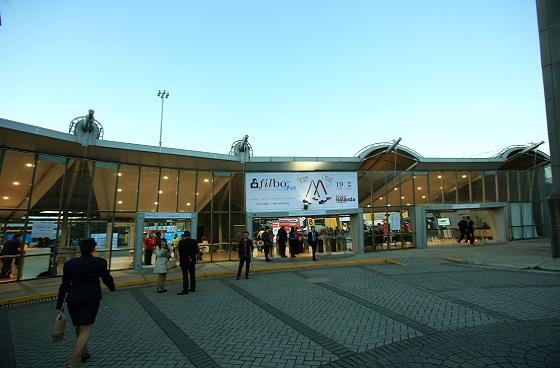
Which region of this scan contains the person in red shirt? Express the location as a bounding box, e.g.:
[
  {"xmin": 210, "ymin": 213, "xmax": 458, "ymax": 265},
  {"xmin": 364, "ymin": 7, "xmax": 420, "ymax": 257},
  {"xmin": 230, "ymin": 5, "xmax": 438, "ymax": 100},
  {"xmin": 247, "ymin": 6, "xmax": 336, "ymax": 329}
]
[{"xmin": 144, "ymin": 234, "xmax": 156, "ymax": 265}]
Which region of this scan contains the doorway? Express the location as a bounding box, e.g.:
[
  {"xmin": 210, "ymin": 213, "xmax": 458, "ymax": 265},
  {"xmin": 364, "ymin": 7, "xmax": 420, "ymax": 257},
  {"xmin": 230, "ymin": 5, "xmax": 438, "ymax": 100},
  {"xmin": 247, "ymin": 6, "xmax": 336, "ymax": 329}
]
[{"xmin": 134, "ymin": 212, "xmax": 197, "ymax": 270}]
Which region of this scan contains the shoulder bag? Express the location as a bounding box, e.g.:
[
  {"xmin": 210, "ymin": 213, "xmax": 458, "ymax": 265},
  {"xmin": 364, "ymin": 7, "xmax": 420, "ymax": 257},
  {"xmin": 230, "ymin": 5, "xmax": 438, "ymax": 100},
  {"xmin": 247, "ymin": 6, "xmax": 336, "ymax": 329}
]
[{"xmin": 52, "ymin": 292, "xmax": 68, "ymax": 341}]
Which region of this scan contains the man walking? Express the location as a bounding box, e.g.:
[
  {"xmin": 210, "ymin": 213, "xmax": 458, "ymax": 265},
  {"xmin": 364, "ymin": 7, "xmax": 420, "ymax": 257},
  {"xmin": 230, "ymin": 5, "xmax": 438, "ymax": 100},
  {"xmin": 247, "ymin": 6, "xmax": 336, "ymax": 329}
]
[
  {"xmin": 1, "ymin": 233, "xmax": 22, "ymax": 279},
  {"xmin": 457, "ymin": 216, "xmax": 468, "ymax": 243},
  {"xmin": 177, "ymin": 231, "xmax": 198, "ymax": 295},
  {"xmin": 263, "ymin": 226, "xmax": 273, "ymax": 262},
  {"xmin": 237, "ymin": 231, "xmax": 253, "ymax": 280},
  {"xmin": 307, "ymin": 226, "xmax": 319, "ymax": 261}
]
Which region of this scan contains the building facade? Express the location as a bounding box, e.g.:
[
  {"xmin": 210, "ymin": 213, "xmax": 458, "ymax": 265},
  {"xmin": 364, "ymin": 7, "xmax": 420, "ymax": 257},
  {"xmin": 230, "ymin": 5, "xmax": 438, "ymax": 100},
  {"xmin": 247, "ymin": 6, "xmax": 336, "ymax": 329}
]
[{"xmin": 0, "ymin": 117, "xmax": 551, "ymax": 282}]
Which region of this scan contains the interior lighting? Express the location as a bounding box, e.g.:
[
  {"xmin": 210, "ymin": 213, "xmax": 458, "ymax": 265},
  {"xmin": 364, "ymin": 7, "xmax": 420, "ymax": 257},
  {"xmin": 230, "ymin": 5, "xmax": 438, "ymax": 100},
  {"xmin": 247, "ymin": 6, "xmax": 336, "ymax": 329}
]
[
  {"xmin": 25, "ymin": 163, "xmax": 34, "ymax": 167},
  {"xmin": 388, "ymin": 204, "xmax": 391, "ymax": 207},
  {"xmin": 117, "ymin": 172, "xmax": 122, "ymax": 177},
  {"xmin": 367, "ymin": 204, "xmax": 371, "ymax": 207},
  {"xmin": 379, "ymin": 196, "xmax": 383, "ymax": 200},
  {"xmin": 159, "ymin": 190, "xmax": 163, "ymax": 194},
  {"xmin": 117, "ymin": 200, "xmax": 123, "ymax": 204},
  {"xmin": 117, "ymin": 188, "xmax": 122, "ymax": 192},
  {"xmin": 440, "ymin": 186, "xmax": 443, "ymax": 189},
  {"xmin": 401, "ymin": 196, "xmax": 405, "ymax": 199},
  {"xmin": 393, "ymin": 187, "xmax": 398, "ymax": 191},
  {"xmin": 422, "ymin": 195, "xmax": 426, "ymax": 199},
  {"xmin": 204, "ymin": 178, "xmax": 209, "ymax": 183},
  {"xmin": 417, "ymin": 186, "xmax": 422, "ymax": 190},
  {"xmin": 437, "ymin": 175, "xmax": 442, "ymax": 179},
  {"xmin": 196, "ymin": 192, "xmax": 199, "ymax": 196},
  {"xmin": 12, "ymin": 181, "xmax": 20, "ymax": 186},
  {"xmin": 406, "ymin": 203, "xmax": 411, "ymax": 206},
  {"xmin": 186, "ymin": 202, "xmax": 191, "ymax": 206},
  {"xmin": 462, "ymin": 174, "xmax": 467, "ymax": 178},
  {"xmin": 154, "ymin": 201, "xmax": 159, "ymax": 205},
  {"xmin": 163, "ymin": 176, "xmax": 169, "ymax": 180},
  {"xmin": 2, "ymin": 196, "xmax": 8, "ymax": 200}
]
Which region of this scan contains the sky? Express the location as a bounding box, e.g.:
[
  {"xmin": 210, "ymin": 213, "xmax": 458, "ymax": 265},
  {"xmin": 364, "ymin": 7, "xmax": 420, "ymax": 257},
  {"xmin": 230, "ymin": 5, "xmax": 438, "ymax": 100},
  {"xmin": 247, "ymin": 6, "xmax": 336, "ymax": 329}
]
[{"xmin": 0, "ymin": 0, "xmax": 549, "ymax": 159}]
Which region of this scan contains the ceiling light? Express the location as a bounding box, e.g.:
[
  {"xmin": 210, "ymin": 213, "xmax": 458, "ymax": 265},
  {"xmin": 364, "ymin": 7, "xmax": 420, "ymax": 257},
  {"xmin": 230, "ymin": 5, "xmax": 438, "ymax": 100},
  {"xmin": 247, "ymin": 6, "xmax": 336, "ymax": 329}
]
[
  {"xmin": 12, "ymin": 181, "xmax": 20, "ymax": 186},
  {"xmin": 117, "ymin": 188, "xmax": 122, "ymax": 192},
  {"xmin": 417, "ymin": 186, "xmax": 422, "ymax": 190},
  {"xmin": 117, "ymin": 200, "xmax": 123, "ymax": 204},
  {"xmin": 440, "ymin": 186, "xmax": 443, "ymax": 189},
  {"xmin": 387, "ymin": 204, "xmax": 391, "ymax": 207},
  {"xmin": 154, "ymin": 201, "xmax": 159, "ymax": 205},
  {"xmin": 462, "ymin": 174, "xmax": 467, "ymax": 178},
  {"xmin": 204, "ymin": 178, "xmax": 209, "ymax": 183},
  {"xmin": 406, "ymin": 203, "xmax": 411, "ymax": 206},
  {"xmin": 379, "ymin": 196, "xmax": 383, "ymax": 200},
  {"xmin": 195, "ymin": 192, "xmax": 199, "ymax": 196},
  {"xmin": 393, "ymin": 187, "xmax": 398, "ymax": 191},
  {"xmin": 163, "ymin": 176, "xmax": 169, "ymax": 180},
  {"xmin": 422, "ymin": 195, "xmax": 426, "ymax": 199},
  {"xmin": 117, "ymin": 172, "xmax": 122, "ymax": 177},
  {"xmin": 25, "ymin": 163, "xmax": 34, "ymax": 168},
  {"xmin": 186, "ymin": 202, "xmax": 191, "ymax": 206},
  {"xmin": 437, "ymin": 175, "xmax": 442, "ymax": 179},
  {"xmin": 2, "ymin": 196, "xmax": 8, "ymax": 200},
  {"xmin": 401, "ymin": 196, "xmax": 405, "ymax": 199},
  {"xmin": 367, "ymin": 204, "xmax": 371, "ymax": 207},
  {"xmin": 158, "ymin": 190, "xmax": 163, "ymax": 194}
]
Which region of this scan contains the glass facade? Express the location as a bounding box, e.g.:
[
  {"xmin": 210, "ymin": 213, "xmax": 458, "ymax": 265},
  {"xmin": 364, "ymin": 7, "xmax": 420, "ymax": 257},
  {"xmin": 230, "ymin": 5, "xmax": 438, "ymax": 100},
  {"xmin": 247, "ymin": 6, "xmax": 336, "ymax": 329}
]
[{"xmin": 0, "ymin": 147, "xmax": 550, "ymax": 281}]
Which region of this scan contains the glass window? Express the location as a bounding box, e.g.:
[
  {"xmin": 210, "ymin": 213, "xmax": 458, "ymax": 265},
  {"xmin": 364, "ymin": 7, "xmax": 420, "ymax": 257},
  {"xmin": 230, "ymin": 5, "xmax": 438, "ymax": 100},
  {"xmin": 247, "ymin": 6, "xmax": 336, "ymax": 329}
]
[
  {"xmin": 0, "ymin": 150, "xmax": 35, "ymax": 211},
  {"xmin": 457, "ymin": 172, "xmax": 470, "ymax": 203},
  {"xmin": 30, "ymin": 154, "xmax": 66, "ymax": 212},
  {"xmin": 471, "ymin": 172, "xmax": 483, "ymax": 203},
  {"xmin": 138, "ymin": 167, "xmax": 159, "ymax": 212},
  {"xmin": 413, "ymin": 173, "xmax": 428, "ymax": 205},
  {"xmin": 484, "ymin": 172, "xmax": 497, "ymax": 202},
  {"xmin": 212, "ymin": 173, "xmax": 230, "ymax": 212},
  {"xmin": 91, "ymin": 161, "xmax": 118, "ymax": 212},
  {"xmin": 158, "ymin": 169, "xmax": 179, "ymax": 212},
  {"xmin": 428, "ymin": 173, "xmax": 444, "ymax": 204},
  {"xmin": 358, "ymin": 172, "xmax": 372, "ymax": 209},
  {"xmin": 196, "ymin": 172, "xmax": 212, "ymax": 212},
  {"xmin": 230, "ymin": 173, "xmax": 244, "ymax": 211},
  {"xmin": 497, "ymin": 171, "xmax": 509, "ymax": 202},
  {"xmin": 519, "ymin": 171, "xmax": 533, "ymax": 202},
  {"xmin": 441, "ymin": 172, "xmax": 457, "ymax": 204},
  {"xmin": 210, "ymin": 213, "xmax": 230, "ymax": 261},
  {"xmin": 115, "ymin": 165, "xmax": 139, "ymax": 212},
  {"xmin": 386, "ymin": 173, "xmax": 401, "ymax": 208},
  {"xmin": 178, "ymin": 170, "xmax": 196, "ymax": 212},
  {"xmin": 509, "ymin": 171, "xmax": 520, "ymax": 202},
  {"xmin": 372, "ymin": 171, "xmax": 386, "ymax": 207},
  {"xmin": 400, "ymin": 172, "xmax": 414, "ymax": 206},
  {"xmin": 230, "ymin": 213, "xmax": 245, "ymax": 260},
  {"xmin": 62, "ymin": 159, "xmax": 94, "ymax": 211}
]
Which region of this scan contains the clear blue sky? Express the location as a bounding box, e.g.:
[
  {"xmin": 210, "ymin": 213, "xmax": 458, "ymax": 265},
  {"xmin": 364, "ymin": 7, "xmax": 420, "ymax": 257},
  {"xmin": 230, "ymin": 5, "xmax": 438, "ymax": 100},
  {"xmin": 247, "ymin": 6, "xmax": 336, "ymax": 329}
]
[{"xmin": 0, "ymin": 0, "xmax": 548, "ymax": 158}]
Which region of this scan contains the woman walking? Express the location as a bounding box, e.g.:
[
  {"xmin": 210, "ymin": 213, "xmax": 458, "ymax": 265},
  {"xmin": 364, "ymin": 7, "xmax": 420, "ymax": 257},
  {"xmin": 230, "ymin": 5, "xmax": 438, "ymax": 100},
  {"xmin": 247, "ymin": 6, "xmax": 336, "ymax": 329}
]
[
  {"xmin": 154, "ymin": 238, "xmax": 171, "ymax": 293},
  {"xmin": 56, "ymin": 238, "xmax": 115, "ymax": 368}
]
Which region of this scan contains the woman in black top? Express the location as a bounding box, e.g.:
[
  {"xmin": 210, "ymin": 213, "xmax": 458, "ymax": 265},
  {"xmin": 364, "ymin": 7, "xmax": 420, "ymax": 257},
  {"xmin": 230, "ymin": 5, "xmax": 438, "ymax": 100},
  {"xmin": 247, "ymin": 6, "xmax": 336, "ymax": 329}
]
[{"xmin": 56, "ymin": 238, "xmax": 115, "ymax": 368}]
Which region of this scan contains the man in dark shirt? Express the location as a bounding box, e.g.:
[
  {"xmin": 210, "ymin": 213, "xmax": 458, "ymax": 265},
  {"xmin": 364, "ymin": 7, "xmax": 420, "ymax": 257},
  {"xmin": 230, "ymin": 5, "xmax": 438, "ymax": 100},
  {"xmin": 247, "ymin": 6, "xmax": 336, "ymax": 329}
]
[
  {"xmin": 1, "ymin": 234, "xmax": 22, "ymax": 279},
  {"xmin": 277, "ymin": 226, "xmax": 287, "ymax": 258},
  {"xmin": 307, "ymin": 226, "xmax": 319, "ymax": 261},
  {"xmin": 457, "ymin": 216, "xmax": 468, "ymax": 243},
  {"xmin": 237, "ymin": 231, "xmax": 253, "ymax": 280},
  {"xmin": 466, "ymin": 216, "xmax": 475, "ymax": 245},
  {"xmin": 263, "ymin": 226, "xmax": 273, "ymax": 262},
  {"xmin": 177, "ymin": 231, "xmax": 198, "ymax": 295}
]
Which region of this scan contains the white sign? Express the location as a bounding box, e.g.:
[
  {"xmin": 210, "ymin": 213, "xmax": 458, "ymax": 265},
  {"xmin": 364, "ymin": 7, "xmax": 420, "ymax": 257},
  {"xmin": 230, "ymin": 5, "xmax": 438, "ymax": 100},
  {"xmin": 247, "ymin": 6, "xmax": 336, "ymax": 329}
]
[
  {"xmin": 437, "ymin": 218, "xmax": 451, "ymax": 226},
  {"xmin": 389, "ymin": 212, "xmax": 401, "ymax": 231},
  {"xmin": 31, "ymin": 221, "xmax": 57, "ymax": 239},
  {"xmin": 246, "ymin": 172, "xmax": 359, "ymax": 213},
  {"xmin": 91, "ymin": 233, "xmax": 118, "ymax": 250},
  {"xmin": 143, "ymin": 212, "xmax": 193, "ymax": 219}
]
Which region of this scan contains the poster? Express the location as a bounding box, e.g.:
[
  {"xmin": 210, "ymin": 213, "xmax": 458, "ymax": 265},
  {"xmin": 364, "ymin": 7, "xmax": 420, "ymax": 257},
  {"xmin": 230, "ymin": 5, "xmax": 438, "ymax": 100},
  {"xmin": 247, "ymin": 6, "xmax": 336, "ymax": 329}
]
[{"xmin": 246, "ymin": 172, "xmax": 358, "ymax": 213}]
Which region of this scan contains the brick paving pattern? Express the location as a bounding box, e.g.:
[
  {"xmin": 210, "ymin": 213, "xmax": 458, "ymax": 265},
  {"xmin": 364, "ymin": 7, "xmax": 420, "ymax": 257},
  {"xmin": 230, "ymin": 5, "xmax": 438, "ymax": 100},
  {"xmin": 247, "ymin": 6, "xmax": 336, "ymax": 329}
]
[{"xmin": 2, "ymin": 257, "xmax": 560, "ymax": 367}]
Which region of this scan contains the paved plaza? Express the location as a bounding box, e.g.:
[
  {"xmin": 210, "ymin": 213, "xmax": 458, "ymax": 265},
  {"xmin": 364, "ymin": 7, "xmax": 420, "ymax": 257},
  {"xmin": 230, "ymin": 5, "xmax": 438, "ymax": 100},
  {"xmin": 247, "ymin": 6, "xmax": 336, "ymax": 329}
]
[{"xmin": 1, "ymin": 254, "xmax": 560, "ymax": 368}]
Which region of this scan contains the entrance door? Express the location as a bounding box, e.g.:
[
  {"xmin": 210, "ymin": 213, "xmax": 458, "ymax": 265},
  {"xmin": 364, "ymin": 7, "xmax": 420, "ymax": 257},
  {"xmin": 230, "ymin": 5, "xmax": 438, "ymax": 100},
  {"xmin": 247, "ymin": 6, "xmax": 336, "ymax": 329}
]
[{"xmin": 134, "ymin": 212, "xmax": 197, "ymax": 270}]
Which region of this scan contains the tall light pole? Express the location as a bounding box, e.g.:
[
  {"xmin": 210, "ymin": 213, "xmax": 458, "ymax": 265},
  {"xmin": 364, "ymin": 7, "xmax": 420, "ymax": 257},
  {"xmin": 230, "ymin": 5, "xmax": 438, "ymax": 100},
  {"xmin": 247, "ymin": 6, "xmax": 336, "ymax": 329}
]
[{"xmin": 157, "ymin": 90, "xmax": 170, "ymax": 148}]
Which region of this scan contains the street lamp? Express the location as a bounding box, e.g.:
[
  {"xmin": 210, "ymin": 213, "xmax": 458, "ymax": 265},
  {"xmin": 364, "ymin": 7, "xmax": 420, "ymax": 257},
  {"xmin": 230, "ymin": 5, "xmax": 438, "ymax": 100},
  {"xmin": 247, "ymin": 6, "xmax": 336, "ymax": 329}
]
[{"xmin": 157, "ymin": 90, "xmax": 170, "ymax": 148}]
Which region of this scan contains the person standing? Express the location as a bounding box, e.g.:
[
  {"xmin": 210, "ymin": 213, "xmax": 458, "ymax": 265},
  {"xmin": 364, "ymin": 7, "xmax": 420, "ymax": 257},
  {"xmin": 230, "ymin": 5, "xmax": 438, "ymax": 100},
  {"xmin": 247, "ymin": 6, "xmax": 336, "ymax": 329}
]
[
  {"xmin": 171, "ymin": 234, "xmax": 180, "ymax": 259},
  {"xmin": 307, "ymin": 226, "xmax": 319, "ymax": 261},
  {"xmin": 56, "ymin": 238, "xmax": 115, "ymax": 368},
  {"xmin": 466, "ymin": 216, "xmax": 475, "ymax": 245},
  {"xmin": 288, "ymin": 226, "xmax": 298, "ymax": 258},
  {"xmin": 177, "ymin": 231, "xmax": 198, "ymax": 295},
  {"xmin": 153, "ymin": 239, "xmax": 170, "ymax": 293},
  {"xmin": 277, "ymin": 226, "xmax": 287, "ymax": 258},
  {"xmin": 237, "ymin": 231, "xmax": 253, "ymax": 280},
  {"xmin": 1, "ymin": 233, "xmax": 22, "ymax": 279},
  {"xmin": 143, "ymin": 234, "xmax": 155, "ymax": 266},
  {"xmin": 263, "ymin": 226, "xmax": 273, "ymax": 262},
  {"xmin": 457, "ymin": 216, "xmax": 468, "ymax": 243}
]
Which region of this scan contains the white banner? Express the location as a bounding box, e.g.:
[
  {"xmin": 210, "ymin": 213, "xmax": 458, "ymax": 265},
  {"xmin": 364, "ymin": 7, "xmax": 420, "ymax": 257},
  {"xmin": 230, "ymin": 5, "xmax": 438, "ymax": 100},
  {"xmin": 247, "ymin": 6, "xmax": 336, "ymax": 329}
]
[{"xmin": 246, "ymin": 172, "xmax": 358, "ymax": 213}]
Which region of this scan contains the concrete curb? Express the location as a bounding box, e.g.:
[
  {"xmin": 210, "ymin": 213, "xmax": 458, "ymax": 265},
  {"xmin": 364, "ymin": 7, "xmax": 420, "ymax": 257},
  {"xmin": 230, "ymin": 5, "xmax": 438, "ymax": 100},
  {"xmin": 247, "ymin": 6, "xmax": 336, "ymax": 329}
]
[
  {"xmin": 0, "ymin": 257, "xmax": 401, "ymax": 307},
  {"xmin": 438, "ymin": 256, "xmax": 465, "ymax": 264}
]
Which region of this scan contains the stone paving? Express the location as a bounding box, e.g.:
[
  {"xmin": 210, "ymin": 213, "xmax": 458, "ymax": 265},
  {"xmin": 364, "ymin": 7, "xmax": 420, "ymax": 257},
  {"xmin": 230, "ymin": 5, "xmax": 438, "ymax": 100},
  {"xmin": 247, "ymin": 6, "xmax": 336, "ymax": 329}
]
[{"xmin": 1, "ymin": 257, "xmax": 560, "ymax": 367}]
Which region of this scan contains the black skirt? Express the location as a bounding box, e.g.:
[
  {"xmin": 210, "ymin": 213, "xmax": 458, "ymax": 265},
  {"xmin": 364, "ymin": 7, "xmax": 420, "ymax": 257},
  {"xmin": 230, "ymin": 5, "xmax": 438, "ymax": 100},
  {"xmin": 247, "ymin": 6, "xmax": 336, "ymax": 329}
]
[{"xmin": 67, "ymin": 300, "xmax": 101, "ymax": 326}]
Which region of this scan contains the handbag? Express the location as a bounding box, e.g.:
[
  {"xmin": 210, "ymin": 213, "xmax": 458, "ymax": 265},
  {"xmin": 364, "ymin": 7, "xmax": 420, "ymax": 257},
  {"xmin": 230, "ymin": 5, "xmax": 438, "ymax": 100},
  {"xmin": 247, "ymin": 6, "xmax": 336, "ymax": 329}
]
[
  {"xmin": 165, "ymin": 259, "xmax": 177, "ymax": 271},
  {"xmin": 52, "ymin": 292, "xmax": 68, "ymax": 341}
]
